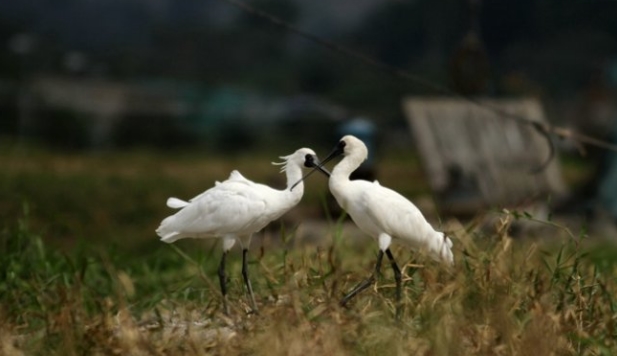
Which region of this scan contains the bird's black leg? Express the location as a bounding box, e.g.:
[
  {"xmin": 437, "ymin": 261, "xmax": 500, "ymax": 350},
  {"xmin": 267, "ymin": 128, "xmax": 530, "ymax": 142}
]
[
  {"xmin": 242, "ymin": 248, "xmax": 258, "ymax": 313},
  {"xmin": 218, "ymin": 251, "xmax": 230, "ymax": 315},
  {"xmin": 385, "ymin": 248, "xmax": 402, "ymax": 319},
  {"xmin": 340, "ymin": 250, "xmax": 384, "ymax": 307}
]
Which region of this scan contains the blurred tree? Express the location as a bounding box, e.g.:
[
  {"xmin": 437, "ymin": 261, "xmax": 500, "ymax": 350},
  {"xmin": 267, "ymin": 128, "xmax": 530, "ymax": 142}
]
[
  {"xmin": 449, "ymin": 0, "xmax": 491, "ymax": 95},
  {"xmin": 1, "ymin": 0, "xmax": 616, "ymax": 147}
]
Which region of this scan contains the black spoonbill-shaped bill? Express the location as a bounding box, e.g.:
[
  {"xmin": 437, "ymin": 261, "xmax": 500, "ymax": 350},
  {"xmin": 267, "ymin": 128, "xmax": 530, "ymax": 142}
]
[
  {"xmin": 156, "ymin": 148, "xmax": 324, "ymax": 314},
  {"xmin": 301, "ymin": 135, "xmax": 453, "ymax": 317}
]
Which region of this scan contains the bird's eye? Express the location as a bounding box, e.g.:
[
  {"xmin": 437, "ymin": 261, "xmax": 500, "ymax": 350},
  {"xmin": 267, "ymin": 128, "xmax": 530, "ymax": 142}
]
[
  {"xmin": 338, "ymin": 140, "xmax": 347, "ymax": 149},
  {"xmin": 304, "ymin": 154, "xmax": 315, "ymax": 167}
]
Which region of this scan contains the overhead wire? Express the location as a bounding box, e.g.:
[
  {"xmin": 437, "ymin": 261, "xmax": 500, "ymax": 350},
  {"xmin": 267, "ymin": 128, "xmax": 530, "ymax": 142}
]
[{"xmin": 217, "ymin": 0, "xmax": 617, "ymax": 172}]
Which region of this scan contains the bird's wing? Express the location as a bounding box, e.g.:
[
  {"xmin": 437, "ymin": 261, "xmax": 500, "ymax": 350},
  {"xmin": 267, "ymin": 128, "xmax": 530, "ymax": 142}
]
[
  {"xmin": 360, "ymin": 183, "xmax": 432, "ymax": 241},
  {"xmin": 162, "ymin": 182, "xmax": 270, "ymax": 238},
  {"xmin": 189, "ymin": 170, "xmax": 255, "ymax": 202},
  {"xmin": 227, "ymin": 170, "xmax": 250, "ymax": 182},
  {"xmin": 186, "ymin": 171, "xmax": 253, "ymax": 202},
  {"xmin": 186, "ymin": 185, "xmax": 216, "ymax": 203},
  {"xmin": 355, "ymin": 182, "xmax": 452, "ymax": 264}
]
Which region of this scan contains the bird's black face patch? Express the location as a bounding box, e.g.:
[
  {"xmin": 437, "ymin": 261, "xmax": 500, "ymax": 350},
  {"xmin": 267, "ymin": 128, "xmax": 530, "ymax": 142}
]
[
  {"xmin": 290, "ymin": 138, "xmax": 347, "ymax": 191},
  {"xmin": 290, "ymin": 153, "xmax": 331, "ymax": 191},
  {"xmin": 304, "ymin": 154, "xmax": 316, "ymax": 168},
  {"xmin": 303, "ymin": 154, "xmax": 330, "ymax": 176},
  {"xmin": 336, "ymin": 140, "xmax": 346, "ymax": 155}
]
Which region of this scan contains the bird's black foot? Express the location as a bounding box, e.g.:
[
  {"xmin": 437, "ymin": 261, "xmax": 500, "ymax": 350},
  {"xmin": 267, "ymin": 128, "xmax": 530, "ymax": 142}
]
[
  {"xmin": 218, "ymin": 251, "xmax": 230, "ymax": 315},
  {"xmin": 385, "ymin": 249, "xmax": 402, "ymax": 320},
  {"xmin": 339, "ymin": 250, "xmax": 384, "ymax": 307},
  {"xmin": 242, "ymin": 248, "xmax": 259, "ymax": 314}
]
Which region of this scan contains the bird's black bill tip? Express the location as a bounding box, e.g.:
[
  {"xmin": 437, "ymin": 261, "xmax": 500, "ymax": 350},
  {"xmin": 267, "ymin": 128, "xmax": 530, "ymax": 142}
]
[
  {"xmin": 290, "ymin": 141, "xmax": 345, "ymax": 191},
  {"xmin": 304, "ymin": 155, "xmax": 331, "ymax": 177},
  {"xmin": 290, "ymin": 155, "xmax": 332, "ymax": 191},
  {"xmin": 314, "ymin": 164, "xmax": 331, "ymax": 177}
]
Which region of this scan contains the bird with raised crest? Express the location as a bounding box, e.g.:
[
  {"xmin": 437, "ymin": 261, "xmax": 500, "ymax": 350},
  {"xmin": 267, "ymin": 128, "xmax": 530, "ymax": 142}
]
[{"xmin": 156, "ymin": 148, "xmax": 322, "ymax": 314}]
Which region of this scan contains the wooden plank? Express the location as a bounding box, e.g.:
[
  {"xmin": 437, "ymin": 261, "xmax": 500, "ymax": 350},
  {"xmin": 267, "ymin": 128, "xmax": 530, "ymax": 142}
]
[{"xmin": 402, "ymin": 97, "xmax": 566, "ymax": 213}]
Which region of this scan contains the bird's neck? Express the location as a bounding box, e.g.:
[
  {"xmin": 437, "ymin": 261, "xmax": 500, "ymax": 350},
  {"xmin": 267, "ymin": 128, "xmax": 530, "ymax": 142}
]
[
  {"xmin": 329, "ymin": 155, "xmax": 359, "ymax": 206},
  {"xmin": 331, "ymin": 155, "xmax": 361, "ymax": 181},
  {"xmin": 285, "ymin": 164, "xmax": 305, "ymax": 197}
]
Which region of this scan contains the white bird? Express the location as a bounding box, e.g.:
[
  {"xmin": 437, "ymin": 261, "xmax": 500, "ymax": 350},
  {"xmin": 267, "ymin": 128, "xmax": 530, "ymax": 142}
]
[
  {"xmin": 300, "ymin": 135, "xmax": 453, "ymax": 317},
  {"xmin": 156, "ymin": 148, "xmax": 321, "ymax": 314}
]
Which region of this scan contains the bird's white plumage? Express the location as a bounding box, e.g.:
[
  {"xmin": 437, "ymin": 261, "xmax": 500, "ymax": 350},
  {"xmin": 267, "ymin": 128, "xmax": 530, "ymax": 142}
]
[
  {"xmin": 328, "ymin": 135, "xmax": 453, "ymax": 265},
  {"xmin": 155, "ymin": 148, "xmax": 316, "ymax": 249},
  {"xmin": 166, "ymin": 197, "xmax": 189, "ymax": 209},
  {"xmin": 179, "ymin": 170, "xmax": 250, "ymax": 205}
]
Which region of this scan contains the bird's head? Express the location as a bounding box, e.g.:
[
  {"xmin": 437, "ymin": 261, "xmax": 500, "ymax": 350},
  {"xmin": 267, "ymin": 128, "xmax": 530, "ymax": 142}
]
[
  {"xmin": 336, "ymin": 135, "xmax": 368, "ymax": 161},
  {"xmin": 310, "ymin": 135, "xmax": 368, "ymax": 171},
  {"xmin": 292, "ymin": 135, "xmax": 369, "ymax": 189},
  {"xmin": 278, "ymin": 148, "xmax": 331, "ymax": 191},
  {"xmin": 273, "ymin": 148, "xmax": 320, "ymax": 172}
]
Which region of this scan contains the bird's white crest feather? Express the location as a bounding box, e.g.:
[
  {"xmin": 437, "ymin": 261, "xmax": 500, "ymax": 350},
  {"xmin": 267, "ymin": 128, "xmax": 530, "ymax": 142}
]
[{"xmin": 271, "ymin": 154, "xmax": 292, "ymax": 173}]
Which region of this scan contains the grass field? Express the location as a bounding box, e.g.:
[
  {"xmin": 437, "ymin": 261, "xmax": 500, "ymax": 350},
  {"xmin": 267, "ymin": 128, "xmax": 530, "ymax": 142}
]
[{"xmin": 2, "ymin": 141, "xmax": 617, "ymax": 355}]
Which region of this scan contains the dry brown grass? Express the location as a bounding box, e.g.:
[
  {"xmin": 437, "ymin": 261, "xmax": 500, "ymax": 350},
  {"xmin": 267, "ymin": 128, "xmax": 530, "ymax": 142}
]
[{"xmin": 3, "ymin": 209, "xmax": 617, "ymax": 355}]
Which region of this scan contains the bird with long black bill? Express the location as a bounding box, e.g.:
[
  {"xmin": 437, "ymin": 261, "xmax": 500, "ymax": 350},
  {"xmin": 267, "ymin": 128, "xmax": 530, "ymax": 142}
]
[
  {"xmin": 157, "ymin": 148, "xmax": 322, "ymax": 315},
  {"xmin": 299, "ymin": 135, "xmax": 453, "ymax": 318}
]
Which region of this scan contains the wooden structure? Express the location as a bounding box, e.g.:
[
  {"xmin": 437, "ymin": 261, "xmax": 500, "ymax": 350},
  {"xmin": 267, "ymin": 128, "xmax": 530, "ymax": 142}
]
[{"xmin": 402, "ymin": 97, "xmax": 567, "ymax": 215}]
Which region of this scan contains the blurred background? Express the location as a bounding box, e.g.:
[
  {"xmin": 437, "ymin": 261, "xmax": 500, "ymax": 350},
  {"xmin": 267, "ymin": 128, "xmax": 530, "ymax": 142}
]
[{"xmin": 1, "ymin": 0, "xmax": 617, "ymax": 252}]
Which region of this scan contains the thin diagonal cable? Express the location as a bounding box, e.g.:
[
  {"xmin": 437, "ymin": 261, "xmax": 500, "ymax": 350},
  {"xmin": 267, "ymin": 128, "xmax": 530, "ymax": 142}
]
[{"xmin": 218, "ymin": 0, "xmax": 617, "ymax": 171}]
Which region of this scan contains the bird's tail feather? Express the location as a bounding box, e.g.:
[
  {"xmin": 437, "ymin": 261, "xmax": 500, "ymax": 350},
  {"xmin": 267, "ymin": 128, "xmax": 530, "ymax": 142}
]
[
  {"xmin": 157, "ymin": 228, "xmax": 182, "ymax": 243},
  {"xmin": 159, "ymin": 232, "xmax": 181, "ymax": 243},
  {"xmin": 156, "ymin": 215, "xmax": 182, "ymax": 243},
  {"xmin": 439, "ymin": 233, "xmax": 454, "ymax": 266},
  {"xmin": 166, "ymin": 197, "xmax": 189, "ymax": 209}
]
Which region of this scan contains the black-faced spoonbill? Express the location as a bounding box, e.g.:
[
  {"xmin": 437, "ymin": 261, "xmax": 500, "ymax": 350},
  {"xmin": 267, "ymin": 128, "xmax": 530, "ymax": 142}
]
[
  {"xmin": 156, "ymin": 148, "xmax": 322, "ymax": 314},
  {"xmin": 300, "ymin": 135, "xmax": 453, "ymax": 317}
]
